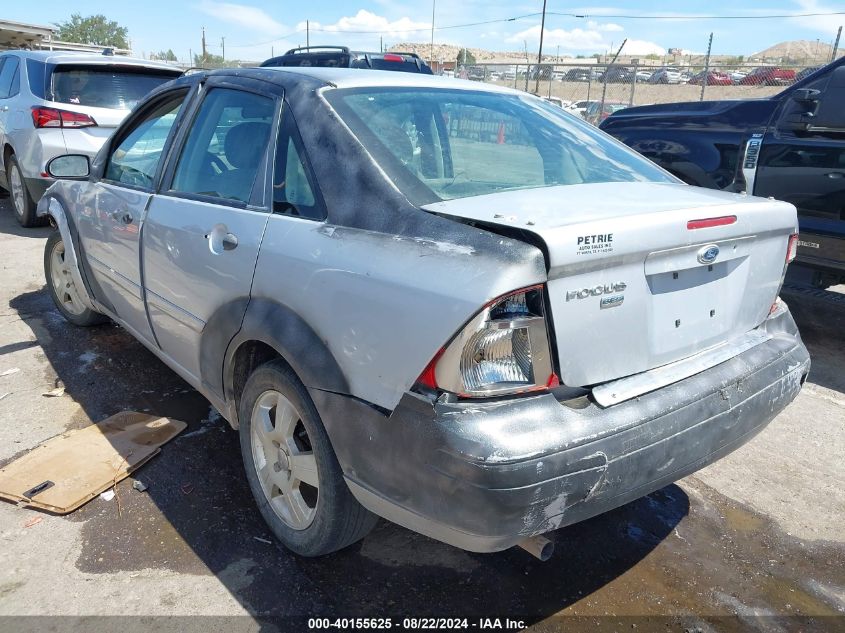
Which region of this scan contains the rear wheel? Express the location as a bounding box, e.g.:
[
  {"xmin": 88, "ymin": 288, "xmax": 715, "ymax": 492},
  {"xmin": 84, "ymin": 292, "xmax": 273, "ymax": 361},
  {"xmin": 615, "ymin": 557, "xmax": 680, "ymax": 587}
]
[
  {"xmin": 44, "ymin": 231, "xmax": 107, "ymax": 326},
  {"xmin": 239, "ymin": 360, "xmax": 378, "ymax": 556},
  {"xmin": 7, "ymin": 155, "xmax": 39, "ymax": 228}
]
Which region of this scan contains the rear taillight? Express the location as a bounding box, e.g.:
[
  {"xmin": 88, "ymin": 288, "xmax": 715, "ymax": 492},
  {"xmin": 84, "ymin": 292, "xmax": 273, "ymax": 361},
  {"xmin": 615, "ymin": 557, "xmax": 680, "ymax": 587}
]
[
  {"xmin": 31, "ymin": 107, "xmax": 97, "ymax": 129},
  {"xmin": 417, "ymin": 285, "xmax": 557, "ymax": 398},
  {"xmin": 687, "ymin": 215, "xmax": 737, "ymax": 230},
  {"xmin": 786, "ymin": 233, "xmax": 799, "ymax": 264}
]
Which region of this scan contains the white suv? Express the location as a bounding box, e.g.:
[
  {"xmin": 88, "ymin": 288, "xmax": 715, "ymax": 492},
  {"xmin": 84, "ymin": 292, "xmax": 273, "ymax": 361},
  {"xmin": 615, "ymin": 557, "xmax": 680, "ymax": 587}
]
[{"xmin": 0, "ymin": 50, "xmax": 181, "ymax": 226}]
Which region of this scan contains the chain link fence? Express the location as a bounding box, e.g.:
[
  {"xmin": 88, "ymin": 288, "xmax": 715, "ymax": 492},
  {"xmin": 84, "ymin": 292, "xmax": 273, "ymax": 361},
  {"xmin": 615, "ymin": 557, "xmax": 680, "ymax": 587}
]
[{"xmin": 454, "ymin": 61, "xmax": 825, "ymax": 125}]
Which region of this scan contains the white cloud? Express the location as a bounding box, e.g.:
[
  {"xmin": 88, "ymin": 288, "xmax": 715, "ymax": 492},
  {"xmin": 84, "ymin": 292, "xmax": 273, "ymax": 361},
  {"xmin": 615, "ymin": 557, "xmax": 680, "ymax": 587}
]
[
  {"xmin": 620, "ymin": 39, "xmax": 667, "ymax": 56},
  {"xmin": 586, "ymin": 20, "xmax": 624, "ymax": 32},
  {"xmin": 196, "ymin": 1, "xmax": 288, "ymax": 37},
  {"xmin": 300, "ymin": 10, "xmax": 430, "ymax": 39},
  {"xmin": 790, "ymin": 0, "xmax": 845, "ymax": 35},
  {"xmin": 507, "ymin": 25, "xmax": 607, "ymax": 51}
]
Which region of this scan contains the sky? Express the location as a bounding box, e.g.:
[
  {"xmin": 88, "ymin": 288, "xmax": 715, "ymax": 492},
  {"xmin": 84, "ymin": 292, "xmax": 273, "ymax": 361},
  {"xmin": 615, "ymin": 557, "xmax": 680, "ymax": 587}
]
[{"xmin": 4, "ymin": 0, "xmax": 845, "ymax": 62}]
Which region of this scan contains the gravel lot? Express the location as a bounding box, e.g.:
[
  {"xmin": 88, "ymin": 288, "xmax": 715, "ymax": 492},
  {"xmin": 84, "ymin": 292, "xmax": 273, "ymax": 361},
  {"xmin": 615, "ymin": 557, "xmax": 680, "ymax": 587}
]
[{"xmin": 0, "ymin": 196, "xmax": 842, "ymax": 631}]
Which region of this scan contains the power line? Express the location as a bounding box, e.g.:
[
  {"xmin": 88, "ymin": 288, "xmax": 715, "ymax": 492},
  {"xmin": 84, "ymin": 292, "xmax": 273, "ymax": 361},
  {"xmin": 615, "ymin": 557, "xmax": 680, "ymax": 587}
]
[{"xmin": 551, "ymin": 11, "xmax": 845, "ymax": 20}]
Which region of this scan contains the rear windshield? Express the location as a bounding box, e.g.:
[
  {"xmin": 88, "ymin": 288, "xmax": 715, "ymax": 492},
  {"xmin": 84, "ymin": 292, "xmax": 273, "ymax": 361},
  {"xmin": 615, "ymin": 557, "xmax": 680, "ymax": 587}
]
[
  {"xmin": 325, "ymin": 87, "xmax": 673, "ymax": 203},
  {"xmin": 367, "ymin": 59, "xmax": 431, "ymax": 74},
  {"xmin": 50, "ymin": 65, "xmax": 179, "ymax": 109}
]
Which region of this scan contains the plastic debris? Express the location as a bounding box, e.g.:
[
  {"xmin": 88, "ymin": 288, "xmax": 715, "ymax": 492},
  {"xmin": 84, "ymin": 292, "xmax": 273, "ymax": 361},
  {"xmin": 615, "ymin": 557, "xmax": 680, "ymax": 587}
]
[
  {"xmin": 0, "ymin": 393, "xmax": 9, "ymax": 402},
  {"xmin": 180, "ymin": 482, "xmax": 194, "ymax": 495},
  {"xmin": 0, "ymin": 368, "xmax": 20, "ymax": 378},
  {"xmin": 132, "ymin": 480, "xmax": 148, "ymax": 493},
  {"xmin": 100, "ymin": 490, "xmax": 115, "ymax": 501},
  {"xmin": 23, "ymin": 516, "xmax": 43, "ymax": 528},
  {"xmin": 42, "ymin": 387, "xmax": 65, "ymax": 398},
  {"xmin": 254, "ymin": 536, "xmax": 272, "ymax": 545}
]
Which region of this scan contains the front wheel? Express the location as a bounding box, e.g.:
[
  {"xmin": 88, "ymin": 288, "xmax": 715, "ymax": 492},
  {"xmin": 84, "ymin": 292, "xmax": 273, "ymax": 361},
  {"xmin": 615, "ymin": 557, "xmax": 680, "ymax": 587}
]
[
  {"xmin": 44, "ymin": 231, "xmax": 107, "ymax": 327},
  {"xmin": 239, "ymin": 359, "xmax": 378, "ymax": 556}
]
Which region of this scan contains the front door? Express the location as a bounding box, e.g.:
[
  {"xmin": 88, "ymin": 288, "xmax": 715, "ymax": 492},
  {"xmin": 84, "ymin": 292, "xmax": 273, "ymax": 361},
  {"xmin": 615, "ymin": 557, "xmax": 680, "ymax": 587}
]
[
  {"xmin": 142, "ymin": 84, "xmax": 276, "ymax": 382},
  {"xmin": 756, "ymin": 66, "xmax": 845, "ymax": 271},
  {"xmin": 76, "ymin": 89, "xmax": 190, "ymax": 343}
]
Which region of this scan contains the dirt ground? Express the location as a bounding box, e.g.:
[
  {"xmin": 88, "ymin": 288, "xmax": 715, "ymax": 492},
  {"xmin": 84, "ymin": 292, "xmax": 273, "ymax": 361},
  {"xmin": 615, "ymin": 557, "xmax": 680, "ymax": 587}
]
[
  {"xmin": 0, "ymin": 196, "xmax": 842, "ymax": 632},
  {"xmin": 487, "ymin": 78, "xmax": 785, "ymax": 107}
]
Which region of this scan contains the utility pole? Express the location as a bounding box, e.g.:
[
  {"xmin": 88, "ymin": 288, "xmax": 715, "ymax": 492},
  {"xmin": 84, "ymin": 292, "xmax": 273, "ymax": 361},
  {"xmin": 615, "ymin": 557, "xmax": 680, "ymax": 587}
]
[
  {"xmin": 534, "ymin": 0, "xmax": 548, "ymax": 94},
  {"xmin": 306, "ymin": 20, "xmax": 310, "ymax": 48},
  {"xmin": 833, "ymin": 26, "xmax": 843, "ymax": 62},
  {"xmin": 430, "ymin": 0, "xmax": 436, "ymax": 64},
  {"xmin": 201, "ymin": 27, "xmax": 207, "ymax": 65},
  {"xmin": 380, "ymin": 36, "xmax": 383, "ymax": 52},
  {"xmin": 221, "ymin": 36, "xmax": 225, "ymax": 62}
]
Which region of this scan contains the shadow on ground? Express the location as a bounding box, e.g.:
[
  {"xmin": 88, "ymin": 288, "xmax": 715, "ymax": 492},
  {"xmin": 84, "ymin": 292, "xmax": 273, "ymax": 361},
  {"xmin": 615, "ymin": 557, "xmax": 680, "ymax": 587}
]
[{"xmin": 6, "ymin": 283, "xmax": 689, "ymax": 620}]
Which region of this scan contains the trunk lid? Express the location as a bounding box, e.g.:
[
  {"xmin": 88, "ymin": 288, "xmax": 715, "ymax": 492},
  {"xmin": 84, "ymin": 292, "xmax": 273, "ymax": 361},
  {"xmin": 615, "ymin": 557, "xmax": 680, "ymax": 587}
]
[{"xmin": 423, "ymin": 182, "xmax": 797, "ymax": 387}]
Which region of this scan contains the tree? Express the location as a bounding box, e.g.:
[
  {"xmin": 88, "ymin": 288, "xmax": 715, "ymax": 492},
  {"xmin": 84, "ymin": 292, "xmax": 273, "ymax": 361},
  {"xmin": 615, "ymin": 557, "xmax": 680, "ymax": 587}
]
[
  {"xmin": 456, "ymin": 48, "xmax": 476, "ymax": 66},
  {"xmin": 154, "ymin": 49, "xmax": 177, "ymax": 62},
  {"xmin": 54, "ymin": 14, "xmax": 129, "ymax": 49},
  {"xmin": 193, "ymin": 53, "xmax": 240, "ymax": 68}
]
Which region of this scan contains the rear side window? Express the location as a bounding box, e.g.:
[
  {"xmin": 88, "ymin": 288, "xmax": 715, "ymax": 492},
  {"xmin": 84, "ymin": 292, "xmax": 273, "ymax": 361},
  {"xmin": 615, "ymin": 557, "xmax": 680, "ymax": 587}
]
[
  {"xmin": 273, "ymin": 112, "xmax": 323, "ymax": 220},
  {"xmin": 105, "ymin": 92, "xmax": 186, "ymax": 189},
  {"xmin": 170, "ymin": 88, "xmax": 275, "ymax": 204},
  {"xmin": 50, "ymin": 65, "xmax": 178, "ymax": 109},
  {"xmin": 27, "ymin": 59, "xmax": 46, "ymax": 99}
]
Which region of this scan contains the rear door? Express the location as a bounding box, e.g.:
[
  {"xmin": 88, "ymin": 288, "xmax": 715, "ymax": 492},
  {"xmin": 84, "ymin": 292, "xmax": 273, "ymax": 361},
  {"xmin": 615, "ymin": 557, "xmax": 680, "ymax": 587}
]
[
  {"xmin": 756, "ymin": 66, "xmax": 845, "ymax": 271},
  {"xmin": 142, "ymin": 79, "xmax": 277, "ymax": 382},
  {"xmin": 76, "ymin": 87, "xmax": 191, "ymax": 343}
]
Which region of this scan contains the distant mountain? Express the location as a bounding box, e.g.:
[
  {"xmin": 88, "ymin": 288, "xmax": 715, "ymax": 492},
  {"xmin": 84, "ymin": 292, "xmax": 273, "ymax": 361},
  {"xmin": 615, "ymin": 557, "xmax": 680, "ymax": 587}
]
[{"xmin": 752, "ymin": 40, "xmax": 843, "ymax": 62}]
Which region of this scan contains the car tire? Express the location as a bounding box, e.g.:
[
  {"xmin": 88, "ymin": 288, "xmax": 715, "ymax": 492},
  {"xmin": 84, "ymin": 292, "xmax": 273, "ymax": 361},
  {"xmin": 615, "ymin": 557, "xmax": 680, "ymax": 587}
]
[
  {"xmin": 44, "ymin": 231, "xmax": 108, "ymax": 327},
  {"xmin": 7, "ymin": 155, "xmax": 41, "ymax": 228},
  {"xmin": 239, "ymin": 359, "xmax": 378, "ymax": 556}
]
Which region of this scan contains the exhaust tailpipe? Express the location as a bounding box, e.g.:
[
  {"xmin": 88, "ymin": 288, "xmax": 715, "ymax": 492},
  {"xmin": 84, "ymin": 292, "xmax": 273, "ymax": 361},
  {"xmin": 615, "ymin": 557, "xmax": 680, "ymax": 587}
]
[{"xmin": 518, "ymin": 534, "xmax": 554, "ymax": 561}]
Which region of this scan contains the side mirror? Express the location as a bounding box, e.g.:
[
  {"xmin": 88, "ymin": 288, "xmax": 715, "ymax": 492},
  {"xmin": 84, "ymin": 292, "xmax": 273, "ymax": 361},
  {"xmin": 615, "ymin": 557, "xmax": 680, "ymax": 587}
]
[
  {"xmin": 791, "ymin": 88, "xmax": 821, "ymax": 103},
  {"xmin": 46, "ymin": 155, "xmax": 90, "ymax": 179}
]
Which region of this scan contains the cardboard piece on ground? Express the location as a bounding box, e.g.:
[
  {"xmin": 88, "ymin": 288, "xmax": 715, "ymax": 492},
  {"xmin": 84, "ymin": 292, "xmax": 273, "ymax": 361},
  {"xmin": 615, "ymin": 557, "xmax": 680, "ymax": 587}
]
[{"xmin": 0, "ymin": 411, "xmax": 186, "ymax": 514}]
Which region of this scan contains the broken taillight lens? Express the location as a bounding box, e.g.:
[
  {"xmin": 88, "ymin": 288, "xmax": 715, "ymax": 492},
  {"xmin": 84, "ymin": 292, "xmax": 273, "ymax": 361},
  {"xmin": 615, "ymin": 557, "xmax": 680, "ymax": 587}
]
[
  {"xmin": 417, "ymin": 286, "xmax": 557, "ymax": 397},
  {"xmin": 786, "ymin": 233, "xmax": 799, "ymax": 264}
]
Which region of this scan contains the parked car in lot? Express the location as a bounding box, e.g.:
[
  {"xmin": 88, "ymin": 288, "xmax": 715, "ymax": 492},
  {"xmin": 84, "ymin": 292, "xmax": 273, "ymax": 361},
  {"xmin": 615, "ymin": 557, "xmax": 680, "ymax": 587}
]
[
  {"xmin": 261, "ymin": 46, "xmax": 433, "ymax": 75},
  {"xmin": 648, "ymin": 67, "xmax": 683, "ymax": 84},
  {"xmin": 563, "ymin": 68, "xmax": 592, "ymax": 82},
  {"xmin": 565, "ymin": 99, "xmax": 597, "ymax": 117},
  {"xmin": 740, "ymin": 66, "xmax": 796, "ymax": 86},
  {"xmin": 39, "ymin": 67, "xmax": 809, "ymax": 558},
  {"xmin": 601, "ymin": 56, "xmax": 845, "ymax": 288},
  {"xmin": 688, "ymin": 70, "xmax": 733, "ymax": 86},
  {"xmin": 584, "ymin": 100, "xmax": 628, "ymax": 125},
  {"xmin": 635, "ymin": 70, "xmax": 653, "ymax": 82},
  {"xmin": 0, "ymin": 50, "xmax": 182, "ymax": 227},
  {"xmin": 602, "ymin": 65, "xmax": 635, "ymax": 83}
]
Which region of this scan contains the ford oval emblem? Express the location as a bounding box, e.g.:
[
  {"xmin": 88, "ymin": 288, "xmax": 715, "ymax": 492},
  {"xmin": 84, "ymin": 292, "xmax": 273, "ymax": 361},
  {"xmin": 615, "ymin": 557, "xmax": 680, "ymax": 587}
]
[{"xmin": 697, "ymin": 244, "xmax": 720, "ymax": 264}]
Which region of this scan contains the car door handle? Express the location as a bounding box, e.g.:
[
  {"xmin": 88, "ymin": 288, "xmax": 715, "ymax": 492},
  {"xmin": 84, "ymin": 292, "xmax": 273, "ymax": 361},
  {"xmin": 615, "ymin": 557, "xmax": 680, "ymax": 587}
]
[
  {"xmin": 205, "ymin": 226, "xmax": 238, "ymax": 254},
  {"xmin": 0, "ymin": 105, "xmax": 8, "ymax": 112},
  {"xmin": 110, "ymin": 210, "xmax": 133, "ymax": 224},
  {"xmin": 222, "ymin": 233, "xmax": 238, "ymax": 250}
]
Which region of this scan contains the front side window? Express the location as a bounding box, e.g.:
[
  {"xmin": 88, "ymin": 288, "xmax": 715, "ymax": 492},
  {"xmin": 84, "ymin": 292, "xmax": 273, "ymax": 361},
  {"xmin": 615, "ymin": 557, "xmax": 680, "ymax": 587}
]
[
  {"xmin": 170, "ymin": 88, "xmax": 275, "ymax": 204},
  {"xmin": 105, "ymin": 92, "xmax": 186, "ymax": 189},
  {"xmin": 326, "ymin": 88, "xmax": 674, "ymax": 204}
]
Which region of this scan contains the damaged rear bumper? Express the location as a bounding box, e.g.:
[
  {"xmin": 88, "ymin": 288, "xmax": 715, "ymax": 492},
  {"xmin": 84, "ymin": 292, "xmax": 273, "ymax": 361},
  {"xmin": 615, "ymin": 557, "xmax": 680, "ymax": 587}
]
[{"xmin": 313, "ymin": 307, "xmax": 810, "ymax": 553}]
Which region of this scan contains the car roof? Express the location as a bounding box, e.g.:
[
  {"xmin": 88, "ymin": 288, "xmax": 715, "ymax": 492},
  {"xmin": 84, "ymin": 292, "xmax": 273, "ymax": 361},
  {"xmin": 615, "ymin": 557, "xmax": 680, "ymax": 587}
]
[
  {"xmin": 5, "ymin": 49, "xmax": 180, "ymax": 72},
  {"xmin": 237, "ymin": 66, "xmax": 517, "ymax": 94}
]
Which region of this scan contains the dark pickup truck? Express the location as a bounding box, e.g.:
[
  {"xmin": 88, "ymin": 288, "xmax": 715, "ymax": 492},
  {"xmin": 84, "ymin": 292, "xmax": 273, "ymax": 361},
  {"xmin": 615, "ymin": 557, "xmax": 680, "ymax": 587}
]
[{"xmin": 601, "ymin": 57, "xmax": 845, "ymax": 288}]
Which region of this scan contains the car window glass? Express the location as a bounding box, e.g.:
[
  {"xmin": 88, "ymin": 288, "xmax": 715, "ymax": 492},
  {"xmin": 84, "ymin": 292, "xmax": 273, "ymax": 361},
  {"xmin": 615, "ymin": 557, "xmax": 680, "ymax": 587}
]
[
  {"xmin": 273, "ymin": 115, "xmax": 321, "ymax": 219},
  {"xmin": 9, "ymin": 64, "xmax": 20, "ymax": 97},
  {"xmin": 50, "ymin": 66, "xmax": 178, "ymax": 109},
  {"xmin": 171, "ymin": 88, "xmax": 274, "ymax": 204},
  {"xmin": 0, "ymin": 57, "xmax": 17, "ymax": 99},
  {"xmin": 105, "ymin": 93, "xmax": 185, "ymax": 189},
  {"xmin": 328, "ymin": 88, "xmax": 673, "ymax": 203}
]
